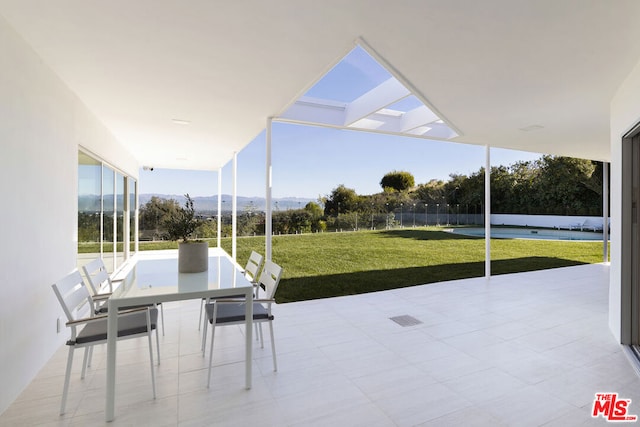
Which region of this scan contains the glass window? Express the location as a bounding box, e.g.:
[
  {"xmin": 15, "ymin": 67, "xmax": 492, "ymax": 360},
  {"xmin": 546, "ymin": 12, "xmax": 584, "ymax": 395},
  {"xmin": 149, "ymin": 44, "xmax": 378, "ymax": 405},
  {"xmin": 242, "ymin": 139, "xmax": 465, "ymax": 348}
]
[
  {"xmin": 129, "ymin": 177, "xmax": 137, "ymax": 255},
  {"xmin": 115, "ymin": 172, "xmax": 125, "ymax": 269},
  {"xmin": 77, "ymin": 150, "xmax": 137, "ymax": 273},
  {"xmin": 78, "ymin": 152, "xmax": 102, "ymax": 271},
  {"xmin": 102, "ymin": 166, "xmax": 115, "ymax": 272}
]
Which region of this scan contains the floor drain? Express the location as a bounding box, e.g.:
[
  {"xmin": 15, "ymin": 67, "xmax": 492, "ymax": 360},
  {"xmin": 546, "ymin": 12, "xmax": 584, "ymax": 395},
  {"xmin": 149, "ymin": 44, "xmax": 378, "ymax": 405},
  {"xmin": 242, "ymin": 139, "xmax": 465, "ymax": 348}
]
[{"xmin": 389, "ymin": 315, "xmax": 422, "ymax": 327}]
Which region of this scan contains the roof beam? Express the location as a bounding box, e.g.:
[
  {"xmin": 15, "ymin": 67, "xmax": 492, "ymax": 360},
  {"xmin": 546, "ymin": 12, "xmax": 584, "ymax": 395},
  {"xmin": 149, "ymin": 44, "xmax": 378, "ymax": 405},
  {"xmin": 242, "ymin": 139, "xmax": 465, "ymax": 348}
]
[
  {"xmin": 343, "ymin": 77, "xmax": 410, "ymax": 126},
  {"xmin": 424, "ymin": 122, "xmax": 459, "ymax": 139},
  {"xmin": 279, "ymin": 96, "xmax": 346, "ymax": 127},
  {"xmin": 400, "ymin": 105, "xmax": 439, "ymax": 133}
]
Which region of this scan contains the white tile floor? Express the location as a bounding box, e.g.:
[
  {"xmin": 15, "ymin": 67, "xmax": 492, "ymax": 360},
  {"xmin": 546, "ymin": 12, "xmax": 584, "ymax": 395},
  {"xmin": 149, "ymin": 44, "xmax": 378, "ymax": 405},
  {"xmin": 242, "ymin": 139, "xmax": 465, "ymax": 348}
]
[{"xmin": 3, "ymin": 262, "xmax": 638, "ymax": 426}]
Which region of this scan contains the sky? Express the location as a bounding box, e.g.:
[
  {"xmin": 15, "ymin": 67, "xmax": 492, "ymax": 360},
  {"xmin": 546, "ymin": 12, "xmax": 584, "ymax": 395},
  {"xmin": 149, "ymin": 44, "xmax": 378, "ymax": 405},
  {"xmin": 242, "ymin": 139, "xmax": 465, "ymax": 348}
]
[
  {"xmin": 139, "ymin": 46, "xmax": 543, "ymax": 199},
  {"xmin": 139, "ymin": 127, "xmax": 543, "ymax": 199}
]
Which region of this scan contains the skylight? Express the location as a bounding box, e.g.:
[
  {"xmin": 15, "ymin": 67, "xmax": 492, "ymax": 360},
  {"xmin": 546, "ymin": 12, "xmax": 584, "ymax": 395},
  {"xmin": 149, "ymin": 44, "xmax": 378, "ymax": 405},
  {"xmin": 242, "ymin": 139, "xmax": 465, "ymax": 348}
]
[{"xmin": 278, "ymin": 45, "xmax": 458, "ymax": 140}]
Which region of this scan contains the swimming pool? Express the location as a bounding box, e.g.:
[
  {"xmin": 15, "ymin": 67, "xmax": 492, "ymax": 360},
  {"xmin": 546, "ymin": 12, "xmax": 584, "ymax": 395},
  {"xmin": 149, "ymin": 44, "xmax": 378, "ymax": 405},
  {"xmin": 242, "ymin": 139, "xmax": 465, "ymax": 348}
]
[{"xmin": 447, "ymin": 227, "xmax": 606, "ymax": 241}]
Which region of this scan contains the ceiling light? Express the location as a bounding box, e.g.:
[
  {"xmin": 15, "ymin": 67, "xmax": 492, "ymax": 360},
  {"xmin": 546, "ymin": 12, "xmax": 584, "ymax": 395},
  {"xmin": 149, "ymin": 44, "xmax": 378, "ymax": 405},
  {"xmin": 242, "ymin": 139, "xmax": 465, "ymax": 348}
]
[
  {"xmin": 519, "ymin": 124, "xmax": 544, "ymax": 132},
  {"xmin": 171, "ymin": 119, "xmax": 191, "ymax": 125}
]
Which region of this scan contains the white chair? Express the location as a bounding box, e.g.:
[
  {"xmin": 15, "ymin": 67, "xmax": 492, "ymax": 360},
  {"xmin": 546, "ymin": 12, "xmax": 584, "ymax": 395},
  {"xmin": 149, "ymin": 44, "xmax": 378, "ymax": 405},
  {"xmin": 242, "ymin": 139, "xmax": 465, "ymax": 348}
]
[
  {"xmin": 246, "ymin": 250, "xmax": 265, "ymax": 294},
  {"xmin": 204, "ymin": 259, "xmax": 283, "ymax": 387},
  {"xmin": 198, "ymin": 251, "xmax": 264, "ymax": 331},
  {"xmin": 247, "ymin": 251, "xmax": 265, "ymax": 279},
  {"xmin": 83, "ymin": 257, "xmax": 165, "ymax": 335},
  {"xmin": 51, "ymin": 270, "xmax": 159, "ymax": 415}
]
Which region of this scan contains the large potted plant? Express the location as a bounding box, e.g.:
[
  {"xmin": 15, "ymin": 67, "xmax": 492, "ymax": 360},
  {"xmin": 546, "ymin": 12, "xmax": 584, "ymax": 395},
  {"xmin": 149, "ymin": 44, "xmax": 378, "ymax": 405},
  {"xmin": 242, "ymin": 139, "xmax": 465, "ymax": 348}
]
[{"xmin": 165, "ymin": 194, "xmax": 209, "ymax": 273}]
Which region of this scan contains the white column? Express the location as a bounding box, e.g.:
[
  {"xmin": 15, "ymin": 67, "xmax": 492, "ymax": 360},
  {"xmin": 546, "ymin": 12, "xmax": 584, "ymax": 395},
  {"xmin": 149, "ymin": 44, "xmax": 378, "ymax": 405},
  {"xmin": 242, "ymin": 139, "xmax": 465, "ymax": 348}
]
[
  {"xmin": 134, "ymin": 179, "xmax": 139, "ymax": 253},
  {"xmin": 485, "ymin": 146, "xmax": 491, "ymax": 278},
  {"xmin": 266, "ymin": 118, "xmax": 273, "ymax": 261},
  {"xmin": 123, "ymin": 178, "xmax": 130, "ymax": 260},
  {"xmin": 603, "ymin": 162, "xmax": 609, "ymax": 263},
  {"xmin": 232, "ymin": 152, "xmax": 238, "ymax": 261},
  {"xmin": 217, "ymin": 168, "xmax": 222, "ymax": 248}
]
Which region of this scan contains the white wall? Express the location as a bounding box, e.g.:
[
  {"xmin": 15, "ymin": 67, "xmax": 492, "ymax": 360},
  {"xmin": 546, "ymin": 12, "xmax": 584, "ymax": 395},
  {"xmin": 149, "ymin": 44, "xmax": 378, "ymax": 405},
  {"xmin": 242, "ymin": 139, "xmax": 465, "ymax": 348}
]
[
  {"xmin": 609, "ymin": 57, "xmax": 640, "ymax": 342},
  {"xmin": 0, "ymin": 17, "xmax": 137, "ymax": 414}
]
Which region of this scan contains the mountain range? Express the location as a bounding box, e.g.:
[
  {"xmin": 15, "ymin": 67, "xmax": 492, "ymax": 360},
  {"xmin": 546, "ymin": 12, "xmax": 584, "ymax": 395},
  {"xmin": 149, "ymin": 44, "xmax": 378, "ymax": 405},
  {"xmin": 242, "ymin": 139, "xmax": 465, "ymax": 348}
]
[
  {"xmin": 78, "ymin": 194, "xmax": 316, "ymax": 213},
  {"xmin": 140, "ymin": 194, "xmax": 315, "ymax": 212}
]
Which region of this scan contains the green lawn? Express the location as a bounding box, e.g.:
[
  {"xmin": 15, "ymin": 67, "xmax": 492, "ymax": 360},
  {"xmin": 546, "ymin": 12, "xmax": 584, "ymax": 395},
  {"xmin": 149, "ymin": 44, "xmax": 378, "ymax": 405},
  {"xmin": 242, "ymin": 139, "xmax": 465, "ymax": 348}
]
[
  {"xmin": 102, "ymin": 228, "xmax": 606, "ymax": 303},
  {"xmin": 222, "ymin": 228, "xmax": 606, "ymax": 303}
]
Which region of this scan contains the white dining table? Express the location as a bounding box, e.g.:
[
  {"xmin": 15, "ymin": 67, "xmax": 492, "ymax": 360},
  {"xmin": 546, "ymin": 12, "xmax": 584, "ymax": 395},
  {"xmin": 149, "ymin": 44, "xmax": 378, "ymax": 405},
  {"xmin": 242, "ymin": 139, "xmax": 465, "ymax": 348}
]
[{"xmin": 105, "ymin": 249, "xmax": 253, "ymax": 422}]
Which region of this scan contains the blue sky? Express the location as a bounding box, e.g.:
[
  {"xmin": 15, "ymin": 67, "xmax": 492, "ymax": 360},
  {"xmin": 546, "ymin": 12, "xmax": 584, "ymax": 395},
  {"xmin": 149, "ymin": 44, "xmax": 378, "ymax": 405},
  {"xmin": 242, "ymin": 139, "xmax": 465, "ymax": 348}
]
[
  {"xmin": 139, "ymin": 125, "xmax": 542, "ymax": 199},
  {"xmin": 139, "ymin": 46, "xmax": 543, "ymax": 199}
]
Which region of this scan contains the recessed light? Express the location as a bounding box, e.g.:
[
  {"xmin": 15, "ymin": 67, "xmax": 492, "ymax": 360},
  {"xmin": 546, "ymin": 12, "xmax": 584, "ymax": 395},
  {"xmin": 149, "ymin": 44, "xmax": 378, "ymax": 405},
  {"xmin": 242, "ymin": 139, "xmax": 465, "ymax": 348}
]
[
  {"xmin": 519, "ymin": 124, "xmax": 544, "ymax": 132},
  {"xmin": 171, "ymin": 119, "xmax": 191, "ymax": 125}
]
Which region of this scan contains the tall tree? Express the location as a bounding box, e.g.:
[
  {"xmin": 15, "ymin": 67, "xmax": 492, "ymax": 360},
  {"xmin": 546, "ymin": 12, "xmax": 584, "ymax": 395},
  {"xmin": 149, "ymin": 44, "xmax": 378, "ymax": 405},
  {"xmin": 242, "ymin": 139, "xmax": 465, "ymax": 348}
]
[
  {"xmin": 414, "ymin": 179, "xmax": 446, "ymax": 204},
  {"xmin": 533, "ymin": 156, "xmax": 599, "ymax": 215},
  {"xmin": 380, "ymin": 171, "xmax": 415, "ymax": 192},
  {"xmin": 304, "ymin": 201, "xmax": 324, "ymax": 218},
  {"xmin": 139, "ymin": 196, "xmax": 181, "ymax": 232},
  {"xmin": 324, "ymin": 185, "xmax": 359, "ymax": 215}
]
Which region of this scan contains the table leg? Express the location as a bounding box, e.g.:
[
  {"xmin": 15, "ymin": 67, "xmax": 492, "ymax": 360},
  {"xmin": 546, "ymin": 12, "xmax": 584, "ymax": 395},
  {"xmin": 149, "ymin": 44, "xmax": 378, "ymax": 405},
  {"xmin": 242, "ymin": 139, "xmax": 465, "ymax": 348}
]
[
  {"xmin": 245, "ymin": 289, "xmax": 252, "ymax": 390},
  {"xmin": 106, "ymin": 301, "xmax": 117, "ymax": 422}
]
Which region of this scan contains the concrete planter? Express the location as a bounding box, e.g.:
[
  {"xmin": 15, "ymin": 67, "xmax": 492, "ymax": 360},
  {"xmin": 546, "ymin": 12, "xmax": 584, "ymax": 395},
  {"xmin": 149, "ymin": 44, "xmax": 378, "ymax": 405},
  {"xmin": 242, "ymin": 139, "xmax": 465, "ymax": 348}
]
[{"xmin": 178, "ymin": 241, "xmax": 209, "ymax": 273}]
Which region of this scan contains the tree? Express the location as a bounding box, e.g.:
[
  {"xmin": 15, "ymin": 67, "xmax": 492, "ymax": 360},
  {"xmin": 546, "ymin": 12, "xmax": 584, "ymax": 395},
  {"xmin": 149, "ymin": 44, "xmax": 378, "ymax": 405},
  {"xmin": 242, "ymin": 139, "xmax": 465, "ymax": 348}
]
[
  {"xmin": 304, "ymin": 201, "xmax": 324, "ymax": 218},
  {"xmin": 380, "ymin": 171, "xmax": 415, "ymax": 192},
  {"xmin": 196, "ymin": 218, "xmax": 218, "ymax": 238},
  {"xmin": 78, "ymin": 212, "xmax": 100, "ymax": 242},
  {"xmin": 290, "ymin": 210, "xmax": 313, "ymax": 234},
  {"xmin": 237, "ymin": 211, "xmax": 263, "ymax": 236},
  {"xmin": 415, "ymin": 179, "xmax": 446, "ymax": 204},
  {"xmin": 139, "ymin": 196, "xmax": 182, "ymax": 239},
  {"xmin": 304, "ymin": 201, "xmax": 326, "ymax": 232},
  {"xmin": 164, "ymin": 194, "xmax": 200, "ymax": 241},
  {"xmin": 508, "ymin": 160, "xmax": 539, "ymax": 214},
  {"xmin": 490, "ymin": 165, "xmax": 516, "ymax": 213},
  {"xmin": 532, "ymin": 156, "xmax": 600, "ymax": 215},
  {"xmin": 324, "ymin": 185, "xmax": 359, "ymax": 216}
]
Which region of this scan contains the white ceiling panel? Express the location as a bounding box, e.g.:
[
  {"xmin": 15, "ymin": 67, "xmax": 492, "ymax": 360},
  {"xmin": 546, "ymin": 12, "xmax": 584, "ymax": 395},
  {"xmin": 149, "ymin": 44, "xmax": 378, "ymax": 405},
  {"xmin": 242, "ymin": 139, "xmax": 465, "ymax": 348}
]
[{"xmin": 1, "ymin": 0, "xmax": 639, "ymax": 169}]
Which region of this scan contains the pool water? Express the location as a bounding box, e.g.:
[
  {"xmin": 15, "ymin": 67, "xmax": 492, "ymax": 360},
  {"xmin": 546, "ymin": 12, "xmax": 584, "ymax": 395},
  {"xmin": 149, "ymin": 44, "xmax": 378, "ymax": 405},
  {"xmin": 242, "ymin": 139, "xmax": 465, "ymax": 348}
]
[{"xmin": 447, "ymin": 227, "xmax": 605, "ymax": 241}]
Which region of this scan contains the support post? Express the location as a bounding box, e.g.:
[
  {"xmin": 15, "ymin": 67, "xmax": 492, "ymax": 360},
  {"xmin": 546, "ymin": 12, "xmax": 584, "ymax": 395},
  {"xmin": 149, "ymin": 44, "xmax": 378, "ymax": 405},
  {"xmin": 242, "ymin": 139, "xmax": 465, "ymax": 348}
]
[
  {"xmin": 217, "ymin": 168, "xmax": 222, "ymax": 248},
  {"xmin": 134, "ymin": 179, "xmax": 139, "ymax": 254},
  {"xmin": 266, "ymin": 118, "xmax": 273, "ymax": 261},
  {"xmin": 485, "ymin": 146, "xmax": 491, "ymax": 278},
  {"xmin": 603, "ymin": 162, "xmax": 609, "ymax": 263},
  {"xmin": 232, "ymin": 152, "xmax": 238, "ymax": 261}
]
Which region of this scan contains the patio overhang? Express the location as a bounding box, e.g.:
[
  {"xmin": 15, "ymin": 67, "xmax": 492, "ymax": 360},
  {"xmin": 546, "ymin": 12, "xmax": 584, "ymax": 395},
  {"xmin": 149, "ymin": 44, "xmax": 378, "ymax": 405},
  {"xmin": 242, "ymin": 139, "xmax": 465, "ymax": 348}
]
[{"xmin": 1, "ymin": 1, "xmax": 640, "ymax": 170}]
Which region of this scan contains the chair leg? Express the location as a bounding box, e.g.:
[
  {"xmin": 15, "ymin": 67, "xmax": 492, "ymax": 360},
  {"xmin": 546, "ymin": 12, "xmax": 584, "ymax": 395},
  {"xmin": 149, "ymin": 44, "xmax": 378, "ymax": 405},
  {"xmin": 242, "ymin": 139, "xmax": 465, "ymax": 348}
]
[
  {"xmin": 207, "ymin": 322, "xmax": 217, "ymax": 388},
  {"xmin": 80, "ymin": 347, "xmax": 90, "ymax": 379},
  {"xmin": 60, "ymin": 346, "xmax": 74, "ymax": 415},
  {"xmin": 87, "ymin": 346, "xmax": 94, "ymax": 368},
  {"xmin": 201, "ymin": 314, "xmax": 208, "ymax": 355},
  {"xmin": 160, "ymin": 304, "xmax": 165, "ymax": 336},
  {"xmin": 147, "ymin": 312, "xmax": 156, "ymax": 399},
  {"xmin": 268, "ymin": 320, "xmax": 277, "ymax": 372},
  {"xmin": 253, "ymin": 288, "xmax": 260, "ymax": 341},
  {"xmin": 198, "ymin": 299, "xmax": 204, "ymax": 331},
  {"xmin": 207, "ymin": 305, "xmax": 218, "ymax": 388},
  {"xmin": 258, "ymin": 322, "xmax": 264, "ymax": 349},
  {"xmin": 155, "ymin": 326, "xmax": 161, "ymax": 365}
]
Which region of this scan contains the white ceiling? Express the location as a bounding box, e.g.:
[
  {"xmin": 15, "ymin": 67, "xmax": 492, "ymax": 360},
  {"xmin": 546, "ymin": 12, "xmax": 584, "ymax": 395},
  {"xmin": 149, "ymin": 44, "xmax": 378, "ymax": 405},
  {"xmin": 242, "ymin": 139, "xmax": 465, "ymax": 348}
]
[{"xmin": 2, "ymin": 0, "xmax": 640, "ymax": 170}]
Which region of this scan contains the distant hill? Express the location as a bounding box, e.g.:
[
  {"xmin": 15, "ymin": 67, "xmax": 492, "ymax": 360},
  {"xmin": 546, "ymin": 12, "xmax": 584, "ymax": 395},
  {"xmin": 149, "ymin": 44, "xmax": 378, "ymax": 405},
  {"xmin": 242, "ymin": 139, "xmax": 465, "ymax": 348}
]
[
  {"xmin": 78, "ymin": 193, "xmax": 316, "ymax": 213},
  {"xmin": 138, "ymin": 194, "xmax": 315, "ymax": 213}
]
